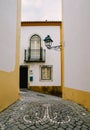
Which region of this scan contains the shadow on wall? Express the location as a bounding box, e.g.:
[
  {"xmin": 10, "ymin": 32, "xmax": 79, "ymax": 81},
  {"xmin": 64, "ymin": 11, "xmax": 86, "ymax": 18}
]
[{"xmin": 28, "ymin": 86, "xmax": 62, "ymax": 97}]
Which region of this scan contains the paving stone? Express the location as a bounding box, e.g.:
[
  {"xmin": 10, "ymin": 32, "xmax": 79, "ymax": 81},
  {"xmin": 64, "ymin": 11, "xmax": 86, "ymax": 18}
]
[
  {"xmin": 52, "ymin": 124, "xmax": 59, "ymax": 129},
  {"xmin": 67, "ymin": 124, "xmax": 74, "ymax": 129},
  {"xmin": 81, "ymin": 124, "xmax": 89, "ymax": 129},
  {"xmin": 25, "ymin": 128, "xmax": 31, "ymax": 130},
  {"xmin": 4, "ymin": 128, "xmax": 11, "ymax": 130},
  {"xmin": 0, "ymin": 89, "xmax": 90, "ymax": 130},
  {"xmin": 60, "ymin": 124, "xmax": 67, "ymax": 129},
  {"xmin": 28, "ymin": 125, "xmax": 37, "ymax": 129},
  {"xmin": 74, "ymin": 128, "xmax": 81, "ymax": 130},
  {"xmin": 57, "ymin": 128, "xmax": 64, "ymax": 130},
  {"xmin": 81, "ymin": 128, "xmax": 88, "ymax": 130},
  {"xmin": 66, "ymin": 128, "xmax": 73, "ymax": 130}
]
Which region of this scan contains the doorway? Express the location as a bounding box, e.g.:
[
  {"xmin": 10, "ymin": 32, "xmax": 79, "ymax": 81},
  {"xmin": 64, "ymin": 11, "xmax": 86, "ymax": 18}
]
[{"xmin": 20, "ymin": 65, "xmax": 28, "ymax": 89}]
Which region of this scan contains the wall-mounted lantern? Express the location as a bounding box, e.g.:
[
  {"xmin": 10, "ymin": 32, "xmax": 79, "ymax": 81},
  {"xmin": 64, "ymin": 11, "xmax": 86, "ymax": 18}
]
[{"xmin": 43, "ymin": 35, "xmax": 62, "ymax": 50}]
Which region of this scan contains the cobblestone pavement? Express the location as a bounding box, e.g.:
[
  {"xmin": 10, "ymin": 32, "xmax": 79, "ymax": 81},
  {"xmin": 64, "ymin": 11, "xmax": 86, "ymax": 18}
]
[{"xmin": 0, "ymin": 89, "xmax": 90, "ymax": 130}]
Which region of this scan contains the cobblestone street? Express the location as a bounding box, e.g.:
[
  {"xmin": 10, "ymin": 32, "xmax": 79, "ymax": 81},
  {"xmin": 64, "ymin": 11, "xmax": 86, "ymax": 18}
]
[{"xmin": 0, "ymin": 89, "xmax": 90, "ymax": 130}]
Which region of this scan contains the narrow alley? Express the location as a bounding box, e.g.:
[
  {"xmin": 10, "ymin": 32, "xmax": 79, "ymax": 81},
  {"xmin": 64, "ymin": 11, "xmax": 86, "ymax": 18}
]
[{"xmin": 0, "ymin": 89, "xmax": 90, "ymax": 130}]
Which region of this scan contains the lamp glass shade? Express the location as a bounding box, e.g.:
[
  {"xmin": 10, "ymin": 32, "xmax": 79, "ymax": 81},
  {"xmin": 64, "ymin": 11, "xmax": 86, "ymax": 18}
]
[{"xmin": 44, "ymin": 35, "xmax": 53, "ymax": 49}]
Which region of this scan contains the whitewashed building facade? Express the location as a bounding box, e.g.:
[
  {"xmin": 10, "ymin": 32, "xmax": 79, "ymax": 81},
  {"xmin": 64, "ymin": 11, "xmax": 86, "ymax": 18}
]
[{"xmin": 20, "ymin": 21, "xmax": 62, "ymax": 95}]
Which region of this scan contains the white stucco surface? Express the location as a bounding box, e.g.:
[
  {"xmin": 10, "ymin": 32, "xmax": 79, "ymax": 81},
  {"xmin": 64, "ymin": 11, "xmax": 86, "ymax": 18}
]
[
  {"xmin": 63, "ymin": 0, "xmax": 90, "ymax": 92},
  {"xmin": 20, "ymin": 26, "xmax": 61, "ymax": 86},
  {"xmin": 0, "ymin": 0, "xmax": 17, "ymax": 72}
]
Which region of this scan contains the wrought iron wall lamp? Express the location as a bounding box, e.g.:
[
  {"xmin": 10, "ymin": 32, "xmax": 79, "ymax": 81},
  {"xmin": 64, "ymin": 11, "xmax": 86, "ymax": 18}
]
[{"xmin": 43, "ymin": 35, "xmax": 62, "ymax": 50}]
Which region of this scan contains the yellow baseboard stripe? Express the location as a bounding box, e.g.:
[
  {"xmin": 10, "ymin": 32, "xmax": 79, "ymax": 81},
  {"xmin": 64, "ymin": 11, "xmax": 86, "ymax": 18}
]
[
  {"xmin": 63, "ymin": 87, "xmax": 90, "ymax": 111},
  {"xmin": 28, "ymin": 86, "xmax": 62, "ymax": 97}
]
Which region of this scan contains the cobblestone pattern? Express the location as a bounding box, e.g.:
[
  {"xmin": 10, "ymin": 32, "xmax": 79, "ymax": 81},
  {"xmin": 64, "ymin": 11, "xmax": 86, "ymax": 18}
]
[{"xmin": 0, "ymin": 90, "xmax": 90, "ymax": 130}]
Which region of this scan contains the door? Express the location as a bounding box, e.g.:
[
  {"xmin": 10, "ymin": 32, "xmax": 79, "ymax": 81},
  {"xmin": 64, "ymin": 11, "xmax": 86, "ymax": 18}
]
[{"xmin": 20, "ymin": 65, "xmax": 28, "ymax": 88}]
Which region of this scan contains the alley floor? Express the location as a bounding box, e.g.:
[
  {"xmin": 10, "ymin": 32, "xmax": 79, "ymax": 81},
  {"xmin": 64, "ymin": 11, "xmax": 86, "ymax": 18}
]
[{"xmin": 0, "ymin": 89, "xmax": 90, "ymax": 130}]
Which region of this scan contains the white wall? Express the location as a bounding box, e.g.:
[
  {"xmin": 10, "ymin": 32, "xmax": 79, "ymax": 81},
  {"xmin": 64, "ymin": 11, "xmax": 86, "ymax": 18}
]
[
  {"xmin": 0, "ymin": 0, "xmax": 17, "ymax": 72},
  {"xmin": 20, "ymin": 26, "xmax": 61, "ymax": 86},
  {"xmin": 63, "ymin": 0, "xmax": 90, "ymax": 92}
]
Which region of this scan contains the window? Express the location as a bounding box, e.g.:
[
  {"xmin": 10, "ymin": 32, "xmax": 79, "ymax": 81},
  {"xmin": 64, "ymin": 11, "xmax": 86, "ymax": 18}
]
[
  {"xmin": 30, "ymin": 34, "xmax": 41, "ymax": 60},
  {"xmin": 40, "ymin": 65, "xmax": 53, "ymax": 80},
  {"xmin": 24, "ymin": 34, "xmax": 46, "ymax": 62}
]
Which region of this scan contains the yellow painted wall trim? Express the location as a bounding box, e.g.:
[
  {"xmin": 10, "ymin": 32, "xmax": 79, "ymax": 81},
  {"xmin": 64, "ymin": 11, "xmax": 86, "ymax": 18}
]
[
  {"xmin": 61, "ymin": 0, "xmax": 64, "ymax": 95},
  {"xmin": 21, "ymin": 21, "xmax": 62, "ymax": 26},
  {"xmin": 60, "ymin": 22, "xmax": 64, "ymax": 93},
  {"xmin": 0, "ymin": 71, "xmax": 20, "ymax": 112},
  {"xmin": 29, "ymin": 86, "xmax": 62, "ymax": 97},
  {"xmin": 63, "ymin": 87, "xmax": 90, "ymax": 111},
  {"xmin": 15, "ymin": 0, "xmax": 21, "ymax": 71}
]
